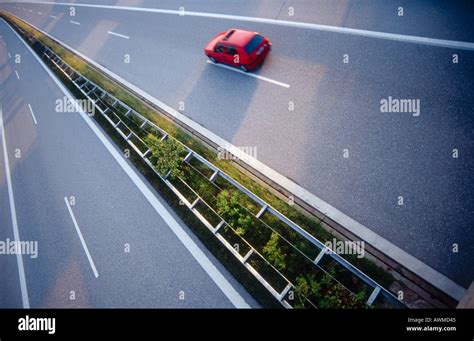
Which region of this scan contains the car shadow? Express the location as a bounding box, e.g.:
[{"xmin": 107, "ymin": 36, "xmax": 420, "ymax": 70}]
[{"xmin": 181, "ymin": 61, "xmax": 259, "ymax": 147}]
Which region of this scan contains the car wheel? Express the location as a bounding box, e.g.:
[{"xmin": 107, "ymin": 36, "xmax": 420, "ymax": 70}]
[
  {"xmin": 209, "ymin": 56, "xmax": 217, "ymax": 63},
  {"xmin": 239, "ymin": 65, "xmax": 248, "ymax": 72}
]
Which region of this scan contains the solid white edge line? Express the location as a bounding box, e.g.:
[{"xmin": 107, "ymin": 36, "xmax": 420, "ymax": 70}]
[
  {"xmin": 10, "ymin": 16, "xmax": 465, "ymax": 301},
  {"xmin": 69, "ymin": 20, "xmax": 80, "ymax": 25},
  {"xmin": 64, "ymin": 197, "xmax": 99, "ymax": 278},
  {"xmin": 107, "ymin": 30, "xmax": 130, "ymax": 39},
  {"xmin": 14, "ymin": 69, "xmax": 20, "ymax": 79},
  {"xmin": 2, "ymin": 19, "xmax": 250, "ymax": 308},
  {"xmin": 27, "ymin": 103, "xmax": 38, "ymax": 125},
  {"xmin": 25, "ymin": 1, "xmax": 474, "ymax": 50},
  {"xmin": 0, "ymin": 106, "xmax": 30, "ymax": 308},
  {"xmin": 206, "ymin": 60, "xmax": 289, "ymax": 88}
]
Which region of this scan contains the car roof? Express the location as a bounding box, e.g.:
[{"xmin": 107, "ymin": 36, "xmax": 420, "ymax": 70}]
[{"xmin": 221, "ymin": 29, "xmax": 256, "ymax": 47}]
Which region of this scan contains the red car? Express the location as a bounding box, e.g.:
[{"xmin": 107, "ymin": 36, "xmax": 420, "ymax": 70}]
[{"xmin": 204, "ymin": 29, "xmax": 271, "ymax": 72}]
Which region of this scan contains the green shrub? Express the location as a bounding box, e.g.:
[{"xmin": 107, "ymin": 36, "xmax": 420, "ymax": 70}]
[
  {"xmin": 293, "ymin": 268, "xmax": 367, "ymax": 309},
  {"xmin": 263, "ymin": 232, "xmax": 287, "ymax": 271},
  {"xmin": 216, "ymin": 190, "xmax": 253, "ymax": 236},
  {"xmin": 144, "ymin": 134, "xmax": 185, "ymax": 179},
  {"xmin": 294, "ymin": 274, "xmax": 321, "ymax": 308}
]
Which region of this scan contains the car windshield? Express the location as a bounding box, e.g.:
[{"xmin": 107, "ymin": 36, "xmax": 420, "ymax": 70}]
[{"xmin": 244, "ymin": 34, "xmax": 264, "ymax": 54}]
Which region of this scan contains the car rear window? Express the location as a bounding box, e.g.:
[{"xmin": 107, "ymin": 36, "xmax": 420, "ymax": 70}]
[{"xmin": 244, "ymin": 34, "xmax": 264, "ymax": 54}]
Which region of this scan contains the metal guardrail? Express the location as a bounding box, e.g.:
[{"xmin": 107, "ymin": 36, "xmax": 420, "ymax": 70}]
[{"xmin": 30, "ymin": 34, "xmax": 404, "ymax": 308}]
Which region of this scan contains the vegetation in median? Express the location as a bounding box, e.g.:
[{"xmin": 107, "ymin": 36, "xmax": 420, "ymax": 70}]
[{"xmin": 144, "ymin": 134, "xmax": 186, "ymax": 179}]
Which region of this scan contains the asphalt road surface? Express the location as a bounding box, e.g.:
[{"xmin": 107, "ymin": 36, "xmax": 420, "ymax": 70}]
[
  {"xmin": 0, "ymin": 18, "xmax": 257, "ymax": 308},
  {"xmin": 1, "ymin": 1, "xmax": 473, "ymax": 289}
]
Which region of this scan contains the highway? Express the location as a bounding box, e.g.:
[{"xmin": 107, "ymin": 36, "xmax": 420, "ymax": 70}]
[
  {"xmin": 0, "ymin": 0, "xmax": 473, "ymax": 291},
  {"xmin": 0, "ymin": 17, "xmax": 256, "ymax": 308}
]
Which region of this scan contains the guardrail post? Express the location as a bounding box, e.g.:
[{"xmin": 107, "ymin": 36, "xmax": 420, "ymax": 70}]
[
  {"xmin": 142, "ymin": 149, "xmax": 151, "ymax": 158},
  {"xmin": 366, "ymin": 286, "xmax": 381, "ymax": 306},
  {"xmin": 80, "ymin": 80, "xmax": 89, "ymax": 89},
  {"xmin": 190, "ymin": 198, "xmax": 200, "ymax": 209},
  {"xmin": 163, "ymin": 170, "xmax": 172, "ymax": 180},
  {"xmin": 213, "ymin": 220, "xmax": 225, "ymax": 234},
  {"xmin": 256, "ymin": 205, "xmax": 268, "ymax": 219},
  {"xmin": 279, "ymin": 283, "xmax": 293, "ymax": 301},
  {"xmin": 209, "ymin": 170, "xmax": 219, "ymax": 183},
  {"xmin": 183, "ymin": 151, "xmax": 193, "ymax": 162},
  {"xmin": 314, "ymin": 246, "xmax": 329, "ymax": 265},
  {"xmin": 242, "ymin": 249, "xmax": 253, "ymax": 263}
]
